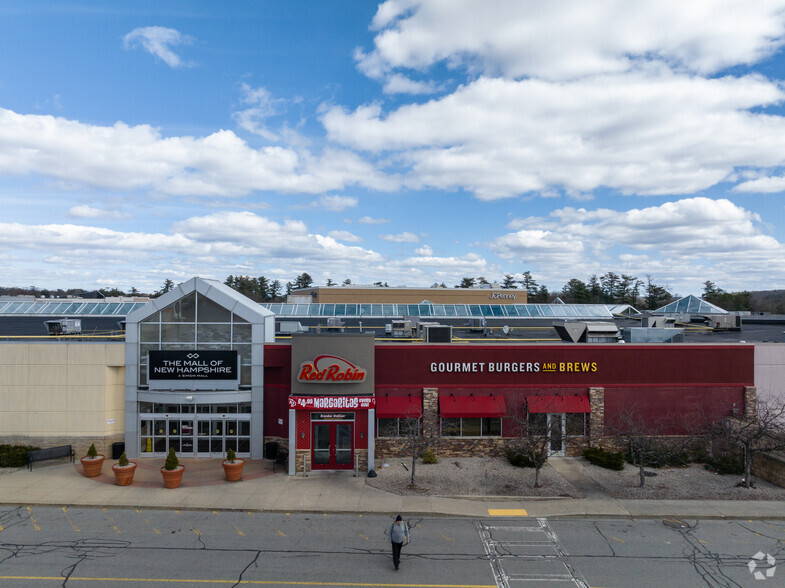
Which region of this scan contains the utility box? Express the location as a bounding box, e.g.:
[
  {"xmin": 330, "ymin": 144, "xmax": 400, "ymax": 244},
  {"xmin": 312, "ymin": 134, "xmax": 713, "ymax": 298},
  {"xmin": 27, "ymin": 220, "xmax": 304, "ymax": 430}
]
[{"xmin": 423, "ymin": 325, "xmax": 452, "ymax": 342}]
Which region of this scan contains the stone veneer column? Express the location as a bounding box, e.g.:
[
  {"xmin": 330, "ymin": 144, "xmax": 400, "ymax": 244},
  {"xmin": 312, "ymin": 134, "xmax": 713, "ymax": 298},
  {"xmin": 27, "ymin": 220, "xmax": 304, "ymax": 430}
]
[
  {"xmin": 744, "ymin": 386, "xmax": 757, "ymax": 420},
  {"xmin": 588, "ymin": 387, "xmax": 605, "ymax": 447},
  {"xmin": 422, "ymin": 388, "xmax": 439, "ymax": 442}
]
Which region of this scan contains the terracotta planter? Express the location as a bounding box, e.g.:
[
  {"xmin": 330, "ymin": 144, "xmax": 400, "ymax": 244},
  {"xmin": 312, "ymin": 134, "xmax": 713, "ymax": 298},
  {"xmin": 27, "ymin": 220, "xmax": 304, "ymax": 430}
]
[
  {"xmin": 112, "ymin": 461, "xmax": 137, "ymax": 486},
  {"xmin": 80, "ymin": 455, "xmax": 105, "ymax": 478},
  {"xmin": 161, "ymin": 465, "xmax": 186, "ymax": 489},
  {"xmin": 222, "ymin": 459, "xmax": 245, "ymax": 482}
]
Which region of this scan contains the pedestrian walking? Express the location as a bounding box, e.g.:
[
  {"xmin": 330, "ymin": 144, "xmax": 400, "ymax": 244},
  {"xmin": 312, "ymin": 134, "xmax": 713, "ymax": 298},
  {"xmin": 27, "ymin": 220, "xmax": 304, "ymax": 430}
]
[{"xmin": 388, "ymin": 514, "xmax": 410, "ymax": 570}]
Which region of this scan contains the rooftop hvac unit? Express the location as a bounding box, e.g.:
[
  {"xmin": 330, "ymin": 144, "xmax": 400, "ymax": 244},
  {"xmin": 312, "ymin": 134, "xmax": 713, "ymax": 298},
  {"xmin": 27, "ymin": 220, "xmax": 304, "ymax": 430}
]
[
  {"xmin": 423, "ymin": 325, "xmax": 452, "ymax": 343},
  {"xmin": 391, "ymin": 320, "xmax": 413, "ymax": 337},
  {"xmin": 326, "ymin": 317, "xmax": 345, "ymax": 332},
  {"xmin": 45, "ymin": 318, "xmax": 82, "ymax": 335},
  {"xmin": 276, "ymin": 321, "xmax": 307, "ymax": 334}
]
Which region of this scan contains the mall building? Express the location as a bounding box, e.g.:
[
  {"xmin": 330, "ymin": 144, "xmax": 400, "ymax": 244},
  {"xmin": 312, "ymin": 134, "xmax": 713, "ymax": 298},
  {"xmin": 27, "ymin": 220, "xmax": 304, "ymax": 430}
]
[{"xmin": 0, "ymin": 277, "xmax": 779, "ymax": 476}]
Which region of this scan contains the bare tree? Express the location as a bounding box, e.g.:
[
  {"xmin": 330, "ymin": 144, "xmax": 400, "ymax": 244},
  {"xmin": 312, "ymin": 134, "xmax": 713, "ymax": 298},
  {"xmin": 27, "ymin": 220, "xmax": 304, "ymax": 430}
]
[
  {"xmin": 506, "ymin": 397, "xmax": 565, "ymax": 489},
  {"xmin": 713, "ymin": 397, "xmax": 785, "ymax": 488},
  {"xmin": 607, "ymin": 405, "xmax": 696, "ymax": 488},
  {"xmin": 397, "ymin": 407, "xmax": 437, "ymax": 486}
]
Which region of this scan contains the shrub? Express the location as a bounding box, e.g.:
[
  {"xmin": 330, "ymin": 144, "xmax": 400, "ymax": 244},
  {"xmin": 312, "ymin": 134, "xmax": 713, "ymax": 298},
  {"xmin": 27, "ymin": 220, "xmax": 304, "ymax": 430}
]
[
  {"xmin": 164, "ymin": 447, "xmax": 179, "ymax": 470},
  {"xmin": 625, "ymin": 442, "xmax": 689, "ymax": 468},
  {"xmin": 118, "ymin": 452, "xmax": 129, "ymax": 467},
  {"xmin": 0, "ymin": 445, "xmax": 40, "ymax": 468},
  {"xmin": 506, "ymin": 448, "xmax": 539, "ymax": 468},
  {"xmin": 226, "ymin": 448, "xmax": 237, "ymax": 463},
  {"xmin": 421, "ymin": 449, "xmax": 438, "ymax": 464},
  {"xmin": 86, "ymin": 443, "xmax": 98, "ymax": 459},
  {"xmin": 704, "ymin": 454, "xmax": 744, "ymax": 476},
  {"xmin": 583, "ymin": 447, "xmax": 624, "ymax": 471}
]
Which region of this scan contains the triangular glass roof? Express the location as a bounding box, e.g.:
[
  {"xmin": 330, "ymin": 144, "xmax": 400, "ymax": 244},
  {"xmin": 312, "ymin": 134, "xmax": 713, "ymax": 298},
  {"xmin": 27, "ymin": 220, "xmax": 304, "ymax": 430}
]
[{"xmin": 653, "ymin": 295, "xmax": 727, "ymax": 315}]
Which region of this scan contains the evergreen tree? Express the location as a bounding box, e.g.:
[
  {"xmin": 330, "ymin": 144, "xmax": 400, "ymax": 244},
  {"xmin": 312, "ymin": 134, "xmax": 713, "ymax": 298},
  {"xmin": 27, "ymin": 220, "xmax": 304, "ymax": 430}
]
[{"xmin": 501, "ymin": 274, "xmax": 518, "ymax": 289}]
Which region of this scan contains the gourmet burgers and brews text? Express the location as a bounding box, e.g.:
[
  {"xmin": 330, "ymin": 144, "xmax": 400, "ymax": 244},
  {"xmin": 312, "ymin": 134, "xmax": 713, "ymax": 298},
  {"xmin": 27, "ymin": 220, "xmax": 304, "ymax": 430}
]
[{"xmin": 297, "ymin": 355, "xmax": 367, "ymax": 383}]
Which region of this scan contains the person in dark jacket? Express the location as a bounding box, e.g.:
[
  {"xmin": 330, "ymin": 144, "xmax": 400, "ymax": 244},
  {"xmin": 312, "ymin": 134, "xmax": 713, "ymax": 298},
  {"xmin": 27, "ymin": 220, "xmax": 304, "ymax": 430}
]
[{"xmin": 388, "ymin": 514, "xmax": 410, "ymax": 570}]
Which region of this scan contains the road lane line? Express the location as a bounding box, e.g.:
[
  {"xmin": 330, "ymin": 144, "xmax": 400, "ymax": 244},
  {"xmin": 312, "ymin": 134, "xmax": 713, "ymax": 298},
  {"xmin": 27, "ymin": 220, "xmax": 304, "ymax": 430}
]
[
  {"xmin": 27, "ymin": 507, "xmax": 40, "ymax": 532},
  {"xmin": 0, "ymin": 577, "xmax": 496, "ymax": 586},
  {"xmin": 62, "ymin": 507, "xmax": 80, "ymax": 533},
  {"xmin": 136, "ymin": 510, "xmax": 161, "ymax": 535},
  {"xmin": 103, "ymin": 508, "xmax": 121, "ymax": 534}
]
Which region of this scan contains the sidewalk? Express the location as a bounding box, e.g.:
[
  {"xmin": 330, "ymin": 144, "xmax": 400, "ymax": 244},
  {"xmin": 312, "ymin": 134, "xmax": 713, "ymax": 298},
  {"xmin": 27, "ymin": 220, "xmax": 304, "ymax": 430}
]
[{"xmin": 2, "ymin": 458, "xmax": 785, "ymax": 520}]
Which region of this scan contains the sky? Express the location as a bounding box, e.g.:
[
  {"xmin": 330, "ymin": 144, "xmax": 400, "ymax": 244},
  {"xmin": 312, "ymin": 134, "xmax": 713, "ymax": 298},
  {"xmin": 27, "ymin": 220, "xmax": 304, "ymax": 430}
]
[{"xmin": 1, "ymin": 0, "xmax": 785, "ymax": 296}]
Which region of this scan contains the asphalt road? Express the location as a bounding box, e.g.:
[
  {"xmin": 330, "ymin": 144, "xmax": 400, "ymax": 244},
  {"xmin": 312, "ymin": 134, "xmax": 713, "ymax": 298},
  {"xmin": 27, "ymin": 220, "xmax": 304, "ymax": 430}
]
[{"xmin": 0, "ymin": 507, "xmax": 782, "ymax": 587}]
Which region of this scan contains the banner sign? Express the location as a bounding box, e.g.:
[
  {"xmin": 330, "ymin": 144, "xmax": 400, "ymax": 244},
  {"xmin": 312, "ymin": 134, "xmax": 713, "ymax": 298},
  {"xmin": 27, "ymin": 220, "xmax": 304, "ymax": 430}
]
[
  {"xmin": 149, "ymin": 350, "xmax": 238, "ymax": 380},
  {"xmin": 297, "ymin": 355, "xmax": 367, "ymax": 383},
  {"xmin": 289, "ymin": 396, "xmax": 376, "ymax": 410}
]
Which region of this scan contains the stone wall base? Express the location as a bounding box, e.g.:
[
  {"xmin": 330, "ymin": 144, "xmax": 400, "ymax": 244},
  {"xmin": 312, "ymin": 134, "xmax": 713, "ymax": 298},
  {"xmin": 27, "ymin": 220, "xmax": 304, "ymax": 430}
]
[
  {"xmin": 0, "ymin": 435, "xmax": 124, "ymax": 461},
  {"xmin": 752, "ymin": 452, "xmax": 785, "ymax": 488},
  {"xmin": 375, "ymin": 436, "xmax": 588, "ymax": 459}
]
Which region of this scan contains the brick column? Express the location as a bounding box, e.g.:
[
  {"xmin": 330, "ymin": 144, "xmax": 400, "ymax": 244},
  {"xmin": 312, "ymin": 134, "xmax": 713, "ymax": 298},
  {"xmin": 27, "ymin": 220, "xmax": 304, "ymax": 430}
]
[
  {"xmin": 744, "ymin": 386, "xmax": 757, "ymax": 420},
  {"xmin": 422, "ymin": 388, "xmax": 439, "ymax": 441},
  {"xmin": 588, "ymin": 387, "xmax": 605, "ymax": 447}
]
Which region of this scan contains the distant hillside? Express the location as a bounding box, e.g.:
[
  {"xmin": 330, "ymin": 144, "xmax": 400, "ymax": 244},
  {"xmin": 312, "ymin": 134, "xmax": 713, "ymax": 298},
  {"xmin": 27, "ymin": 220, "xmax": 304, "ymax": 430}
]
[{"xmin": 748, "ymin": 289, "xmax": 785, "ymax": 314}]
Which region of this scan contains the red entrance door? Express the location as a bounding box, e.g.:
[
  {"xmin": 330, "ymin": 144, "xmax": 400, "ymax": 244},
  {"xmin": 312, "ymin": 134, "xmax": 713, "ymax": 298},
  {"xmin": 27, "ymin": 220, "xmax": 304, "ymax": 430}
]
[{"xmin": 312, "ymin": 422, "xmax": 353, "ymax": 470}]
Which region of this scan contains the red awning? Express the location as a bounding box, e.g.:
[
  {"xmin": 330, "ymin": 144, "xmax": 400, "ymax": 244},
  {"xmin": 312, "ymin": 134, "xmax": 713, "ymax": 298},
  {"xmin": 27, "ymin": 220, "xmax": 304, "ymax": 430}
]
[
  {"xmin": 376, "ymin": 395, "xmax": 422, "ymax": 418},
  {"xmin": 439, "ymin": 394, "xmax": 506, "ymax": 418},
  {"xmin": 527, "ymin": 395, "xmax": 591, "ymax": 413}
]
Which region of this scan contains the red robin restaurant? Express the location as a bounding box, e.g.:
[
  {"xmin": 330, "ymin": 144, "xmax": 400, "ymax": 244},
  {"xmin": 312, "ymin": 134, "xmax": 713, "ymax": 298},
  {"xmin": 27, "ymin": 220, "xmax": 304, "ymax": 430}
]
[{"xmin": 262, "ymin": 333, "xmax": 755, "ymax": 475}]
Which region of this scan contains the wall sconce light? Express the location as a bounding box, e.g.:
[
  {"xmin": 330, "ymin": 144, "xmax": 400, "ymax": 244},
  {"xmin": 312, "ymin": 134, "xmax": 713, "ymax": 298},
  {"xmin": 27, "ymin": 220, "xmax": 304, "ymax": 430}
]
[
  {"xmin": 360, "ymin": 432, "xmax": 364, "ymax": 438},
  {"xmin": 301, "ymin": 432, "xmax": 305, "ymax": 438}
]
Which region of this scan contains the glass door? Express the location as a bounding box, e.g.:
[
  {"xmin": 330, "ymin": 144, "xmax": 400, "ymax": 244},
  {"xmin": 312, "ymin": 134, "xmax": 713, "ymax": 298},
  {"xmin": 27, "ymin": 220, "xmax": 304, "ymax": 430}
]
[
  {"xmin": 139, "ymin": 416, "xmax": 195, "ymax": 456},
  {"xmin": 547, "ymin": 413, "xmax": 566, "ymax": 456},
  {"xmin": 311, "ymin": 422, "xmax": 354, "ymax": 470}
]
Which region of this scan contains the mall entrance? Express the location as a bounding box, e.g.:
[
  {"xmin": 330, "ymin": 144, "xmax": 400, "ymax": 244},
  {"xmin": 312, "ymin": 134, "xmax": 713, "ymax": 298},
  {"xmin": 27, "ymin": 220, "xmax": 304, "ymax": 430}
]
[
  {"xmin": 139, "ymin": 402, "xmax": 251, "ymax": 458},
  {"xmin": 311, "ymin": 413, "xmax": 354, "ymax": 470}
]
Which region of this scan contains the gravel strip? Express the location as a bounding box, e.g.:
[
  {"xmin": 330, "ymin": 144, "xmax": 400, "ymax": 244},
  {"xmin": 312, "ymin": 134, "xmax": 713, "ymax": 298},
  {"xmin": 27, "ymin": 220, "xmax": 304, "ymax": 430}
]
[
  {"xmin": 366, "ymin": 457, "xmax": 581, "ymax": 497},
  {"xmin": 581, "ymin": 461, "xmax": 785, "ymax": 500}
]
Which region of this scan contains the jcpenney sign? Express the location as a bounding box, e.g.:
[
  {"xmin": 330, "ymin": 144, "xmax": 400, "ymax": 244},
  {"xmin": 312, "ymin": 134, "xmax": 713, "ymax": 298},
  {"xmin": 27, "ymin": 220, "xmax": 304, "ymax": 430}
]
[{"xmin": 490, "ymin": 292, "xmax": 516, "ymax": 300}]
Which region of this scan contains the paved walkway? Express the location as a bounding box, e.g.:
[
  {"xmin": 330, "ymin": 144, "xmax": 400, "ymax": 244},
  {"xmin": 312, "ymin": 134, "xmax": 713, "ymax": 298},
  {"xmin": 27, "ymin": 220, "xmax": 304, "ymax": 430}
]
[{"xmin": 3, "ymin": 457, "xmax": 785, "ymax": 520}]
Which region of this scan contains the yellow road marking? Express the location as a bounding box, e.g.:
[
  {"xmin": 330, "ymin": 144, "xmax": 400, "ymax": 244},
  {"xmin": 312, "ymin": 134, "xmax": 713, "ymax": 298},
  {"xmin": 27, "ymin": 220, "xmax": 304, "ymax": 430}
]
[
  {"xmin": 487, "ymin": 508, "xmax": 527, "ymax": 517},
  {"xmin": 697, "ymin": 539, "xmax": 708, "ymax": 544},
  {"xmin": 232, "ymin": 525, "xmax": 245, "ymax": 536},
  {"xmin": 62, "ymin": 507, "xmax": 80, "ymax": 533},
  {"xmin": 277, "ymin": 529, "xmax": 286, "ymax": 537},
  {"xmin": 441, "ymin": 534, "xmax": 455, "ymax": 542},
  {"xmin": 103, "ymin": 508, "xmax": 121, "ymax": 534},
  {"xmin": 0, "ymin": 578, "xmax": 495, "ymax": 587},
  {"xmin": 357, "ymin": 532, "xmax": 369, "ymax": 541},
  {"xmin": 609, "ymin": 536, "xmax": 625, "ymax": 543},
  {"xmin": 136, "ymin": 510, "xmax": 160, "ymax": 535},
  {"xmin": 27, "ymin": 507, "xmax": 40, "ymax": 532}
]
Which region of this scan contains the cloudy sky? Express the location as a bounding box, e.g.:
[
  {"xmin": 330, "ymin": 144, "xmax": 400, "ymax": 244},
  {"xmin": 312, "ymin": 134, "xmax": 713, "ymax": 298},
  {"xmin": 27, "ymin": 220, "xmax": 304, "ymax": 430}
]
[{"xmin": 2, "ymin": 0, "xmax": 785, "ymax": 295}]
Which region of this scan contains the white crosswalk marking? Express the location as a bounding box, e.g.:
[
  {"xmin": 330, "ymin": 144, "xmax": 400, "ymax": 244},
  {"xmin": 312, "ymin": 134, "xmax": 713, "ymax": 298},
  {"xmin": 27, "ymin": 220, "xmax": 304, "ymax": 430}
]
[{"xmin": 477, "ymin": 518, "xmax": 589, "ymax": 588}]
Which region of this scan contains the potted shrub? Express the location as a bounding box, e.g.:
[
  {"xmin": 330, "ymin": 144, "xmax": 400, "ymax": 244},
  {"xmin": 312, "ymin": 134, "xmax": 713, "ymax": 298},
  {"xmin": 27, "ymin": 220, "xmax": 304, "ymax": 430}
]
[
  {"xmin": 222, "ymin": 448, "xmax": 244, "ymax": 482},
  {"xmin": 160, "ymin": 447, "xmax": 185, "ymax": 489},
  {"xmin": 112, "ymin": 452, "xmax": 137, "ymax": 486},
  {"xmin": 80, "ymin": 443, "xmax": 105, "ymax": 478}
]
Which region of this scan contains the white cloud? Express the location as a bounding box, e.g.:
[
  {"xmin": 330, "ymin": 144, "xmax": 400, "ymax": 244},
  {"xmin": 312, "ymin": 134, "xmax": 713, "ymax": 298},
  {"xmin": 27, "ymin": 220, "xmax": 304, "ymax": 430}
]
[
  {"xmin": 328, "ymin": 230, "xmax": 363, "ymax": 242},
  {"xmin": 0, "ymin": 108, "xmax": 396, "ymax": 197},
  {"xmin": 123, "ymin": 26, "xmax": 194, "ymax": 68},
  {"xmin": 492, "ymin": 197, "xmax": 785, "ymax": 290},
  {"xmin": 358, "ymin": 215, "xmax": 390, "ymax": 224},
  {"xmin": 382, "ymin": 74, "xmax": 441, "ymax": 95},
  {"xmin": 733, "ymin": 175, "xmax": 785, "ymax": 193},
  {"xmin": 360, "ymin": 0, "xmax": 785, "ymax": 80},
  {"xmin": 68, "ymin": 205, "xmax": 129, "ymax": 220},
  {"xmin": 232, "ymin": 84, "xmax": 283, "ymax": 140},
  {"xmin": 323, "ymin": 70, "xmax": 785, "ymax": 199},
  {"xmin": 319, "ymin": 195, "xmax": 358, "ymax": 211},
  {"xmin": 380, "ymin": 231, "xmax": 420, "ymax": 243},
  {"xmin": 415, "ymin": 244, "xmax": 433, "ymax": 255}
]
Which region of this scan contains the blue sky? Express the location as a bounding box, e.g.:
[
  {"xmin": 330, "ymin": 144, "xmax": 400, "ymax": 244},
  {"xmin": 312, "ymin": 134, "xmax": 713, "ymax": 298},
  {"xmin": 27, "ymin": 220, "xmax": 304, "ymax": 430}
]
[{"xmin": 1, "ymin": 0, "xmax": 785, "ymax": 296}]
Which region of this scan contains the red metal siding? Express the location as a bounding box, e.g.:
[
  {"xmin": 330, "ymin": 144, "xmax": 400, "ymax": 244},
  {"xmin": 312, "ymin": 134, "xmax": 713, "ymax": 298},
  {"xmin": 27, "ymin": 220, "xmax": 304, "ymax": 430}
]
[
  {"xmin": 296, "ymin": 411, "xmax": 310, "ymax": 450},
  {"xmin": 374, "ymin": 344, "xmax": 753, "ymax": 387},
  {"xmin": 263, "ymin": 385, "xmax": 290, "ymax": 438},
  {"xmin": 356, "ymin": 410, "xmax": 368, "ymax": 449}
]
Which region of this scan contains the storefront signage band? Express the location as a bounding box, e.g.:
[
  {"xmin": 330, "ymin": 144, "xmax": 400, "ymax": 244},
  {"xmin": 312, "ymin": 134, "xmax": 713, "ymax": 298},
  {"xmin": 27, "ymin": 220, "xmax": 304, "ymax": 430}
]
[
  {"xmin": 430, "ymin": 361, "xmax": 598, "ymax": 373},
  {"xmin": 149, "ymin": 350, "xmax": 238, "ymax": 380},
  {"xmin": 289, "ymin": 396, "xmax": 376, "ymax": 410},
  {"xmin": 297, "ymin": 355, "xmax": 367, "ymax": 383}
]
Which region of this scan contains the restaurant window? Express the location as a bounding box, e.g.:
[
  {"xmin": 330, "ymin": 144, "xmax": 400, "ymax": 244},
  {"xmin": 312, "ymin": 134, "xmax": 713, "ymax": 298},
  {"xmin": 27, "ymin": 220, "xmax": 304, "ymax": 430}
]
[
  {"xmin": 566, "ymin": 413, "xmax": 586, "ymax": 436},
  {"xmin": 440, "ymin": 417, "xmax": 502, "ymax": 437},
  {"xmin": 377, "ymin": 418, "xmax": 420, "ymax": 437}
]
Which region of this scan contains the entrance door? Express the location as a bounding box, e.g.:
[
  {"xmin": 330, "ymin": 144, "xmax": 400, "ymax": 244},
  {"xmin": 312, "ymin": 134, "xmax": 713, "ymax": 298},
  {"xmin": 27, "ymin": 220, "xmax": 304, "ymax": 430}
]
[
  {"xmin": 547, "ymin": 413, "xmax": 566, "ymax": 456},
  {"xmin": 140, "ymin": 417, "xmax": 195, "ymax": 456},
  {"xmin": 312, "ymin": 422, "xmax": 354, "ymax": 470}
]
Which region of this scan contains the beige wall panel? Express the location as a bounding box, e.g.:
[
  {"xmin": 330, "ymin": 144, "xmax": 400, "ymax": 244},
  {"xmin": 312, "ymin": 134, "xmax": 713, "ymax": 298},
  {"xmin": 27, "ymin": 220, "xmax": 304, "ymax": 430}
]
[
  {"xmin": 67, "ymin": 386, "xmax": 106, "ymax": 411},
  {"xmin": 0, "ymin": 388, "xmax": 24, "ymax": 412},
  {"xmin": 27, "ymin": 412, "xmax": 69, "ymax": 436},
  {"xmin": 27, "ymin": 386, "xmax": 68, "ymax": 412},
  {"xmin": 29, "ymin": 344, "xmax": 68, "ymax": 365},
  {"xmin": 27, "ymin": 365, "xmax": 66, "ymax": 387},
  {"xmin": 0, "ymin": 412, "xmax": 28, "ymax": 435},
  {"xmin": 755, "ymin": 344, "xmax": 785, "ymax": 403},
  {"xmin": 66, "ymin": 411, "xmax": 106, "ymax": 436},
  {"xmin": 67, "ymin": 364, "xmax": 106, "ymax": 387},
  {"xmin": 102, "ymin": 410, "xmax": 124, "ymax": 434},
  {"xmin": 0, "ymin": 344, "xmax": 29, "ymax": 364},
  {"xmin": 68, "ymin": 344, "xmax": 108, "ymax": 365},
  {"xmin": 105, "ymin": 344, "xmax": 125, "ymax": 367},
  {"xmin": 105, "ymin": 366, "xmax": 125, "ymax": 387},
  {"xmin": 0, "ymin": 365, "xmax": 28, "ymax": 386}
]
